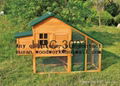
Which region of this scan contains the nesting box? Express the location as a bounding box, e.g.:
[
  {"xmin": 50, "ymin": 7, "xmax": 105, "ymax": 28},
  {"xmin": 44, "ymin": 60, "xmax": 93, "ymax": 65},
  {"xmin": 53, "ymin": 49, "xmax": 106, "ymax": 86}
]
[{"xmin": 15, "ymin": 12, "xmax": 102, "ymax": 74}]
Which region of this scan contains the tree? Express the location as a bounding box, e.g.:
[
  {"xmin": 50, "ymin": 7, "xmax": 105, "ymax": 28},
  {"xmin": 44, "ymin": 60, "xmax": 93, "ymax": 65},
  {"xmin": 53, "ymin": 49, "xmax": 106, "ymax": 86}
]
[
  {"xmin": 92, "ymin": 0, "xmax": 105, "ymax": 26},
  {"xmin": 0, "ymin": 0, "xmax": 5, "ymax": 11},
  {"xmin": 105, "ymin": 1, "xmax": 120, "ymax": 17}
]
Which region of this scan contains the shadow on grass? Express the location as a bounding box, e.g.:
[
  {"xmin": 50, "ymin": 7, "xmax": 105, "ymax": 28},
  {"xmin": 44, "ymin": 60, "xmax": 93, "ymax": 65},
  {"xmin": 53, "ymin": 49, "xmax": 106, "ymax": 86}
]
[
  {"xmin": 102, "ymin": 50, "xmax": 120, "ymax": 70},
  {"xmin": 86, "ymin": 31, "xmax": 120, "ymax": 70},
  {"xmin": 87, "ymin": 31, "xmax": 120, "ymax": 46}
]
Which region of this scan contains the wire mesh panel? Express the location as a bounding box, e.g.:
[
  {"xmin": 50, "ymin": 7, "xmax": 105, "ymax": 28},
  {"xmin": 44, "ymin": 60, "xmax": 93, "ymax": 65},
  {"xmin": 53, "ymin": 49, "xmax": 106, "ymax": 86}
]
[
  {"xmin": 72, "ymin": 30, "xmax": 85, "ymax": 71},
  {"xmin": 36, "ymin": 56, "xmax": 67, "ymax": 73},
  {"xmin": 93, "ymin": 43, "xmax": 99, "ymax": 69},
  {"xmin": 87, "ymin": 39, "xmax": 99, "ymax": 70},
  {"xmin": 72, "ymin": 30, "xmax": 85, "ymax": 41},
  {"xmin": 72, "ymin": 47, "xmax": 85, "ymax": 71}
]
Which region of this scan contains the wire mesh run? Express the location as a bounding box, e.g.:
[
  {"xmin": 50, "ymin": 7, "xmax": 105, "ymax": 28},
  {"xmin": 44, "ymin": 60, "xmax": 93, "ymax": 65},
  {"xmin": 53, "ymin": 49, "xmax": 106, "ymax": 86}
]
[{"xmin": 36, "ymin": 56, "xmax": 67, "ymax": 73}]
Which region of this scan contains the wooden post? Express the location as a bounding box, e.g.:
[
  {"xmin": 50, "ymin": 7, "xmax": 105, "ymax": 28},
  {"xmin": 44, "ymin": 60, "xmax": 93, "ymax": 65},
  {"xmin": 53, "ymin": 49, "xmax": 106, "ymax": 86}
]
[
  {"xmin": 33, "ymin": 28, "xmax": 37, "ymax": 73},
  {"xmin": 98, "ymin": 44, "xmax": 102, "ymax": 72},
  {"xmin": 33, "ymin": 55, "xmax": 36, "ymax": 73},
  {"xmin": 67, "ymin": 55, "xmax": 71, "ymax": 72},
  {"xmin": 85, "ymin": 37, "xmax": 88, "ymax": 72}
]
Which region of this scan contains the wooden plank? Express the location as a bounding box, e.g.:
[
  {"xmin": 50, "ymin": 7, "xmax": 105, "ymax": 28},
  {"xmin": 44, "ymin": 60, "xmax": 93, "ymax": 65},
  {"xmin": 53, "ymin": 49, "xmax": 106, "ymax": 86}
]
[
  {"xmin": 34, "ymin": 54, "xmax": 72, "ymax": 57},
  {"xmin": 16, "ymin": 36, "xmax": 33, "ymax": 55},
  {"xmin": 37, "ymin": 70, "xmax": 100, "ymax": 74}
]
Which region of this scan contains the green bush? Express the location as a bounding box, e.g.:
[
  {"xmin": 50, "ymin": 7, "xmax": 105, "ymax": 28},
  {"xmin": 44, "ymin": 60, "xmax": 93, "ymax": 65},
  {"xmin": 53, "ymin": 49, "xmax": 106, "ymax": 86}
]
[
  {"xmin": 91, "ymin": 11, "xmax": 113, "ymax": 26},
  {"xmin": 0, "ymin": 0, "xmax": 5, "ymax": 11},
  {"xmin": 101, "ymin": 11, "xmax": 113, "ymax": 25},
  {"xmin": 90, "ymin": 8, "xmax": 99, "ymax": 25},
  {"xmin": 4, "ymin": 0, "xmax": 95, "ymax": 27},
  {"xmin": 4, "ymin": 0, "xmax": 41, "ymax": 19},
  {"xmin": 114, "ymin": 14, "xmax": 120, "ymax": 24},
  {"xmin": 105, "ymin": 1, "xmax": 120, "ymax": 17}
]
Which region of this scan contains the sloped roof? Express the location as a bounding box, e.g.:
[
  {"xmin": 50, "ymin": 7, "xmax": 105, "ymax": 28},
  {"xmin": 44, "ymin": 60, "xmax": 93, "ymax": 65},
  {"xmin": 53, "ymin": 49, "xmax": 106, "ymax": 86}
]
[
  {"xmin": 15, "ymin": 31, "xmax": 32, "ymax": 38},
  {"xmin": 15, "ymin": 12, "xmax": 102, "ymax": 44},
  {"xmin": 29, "ymin": 12, "xmax": 55, "ymax": 26}
]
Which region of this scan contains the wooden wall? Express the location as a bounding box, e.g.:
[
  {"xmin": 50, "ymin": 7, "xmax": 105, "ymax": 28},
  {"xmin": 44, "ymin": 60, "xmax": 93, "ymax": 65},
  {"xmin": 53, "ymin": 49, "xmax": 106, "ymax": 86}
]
[
  {"xmin": 16, "ymin": 36, "xmax": 33, "ymax": 55},
  {"xmin": 32, "ymin": 17, "xmax": 72, "ymax": 56}
]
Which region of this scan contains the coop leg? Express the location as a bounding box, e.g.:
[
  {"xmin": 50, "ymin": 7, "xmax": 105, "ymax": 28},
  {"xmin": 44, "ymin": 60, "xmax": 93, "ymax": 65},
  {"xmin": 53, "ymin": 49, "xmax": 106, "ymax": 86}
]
[
  {"xmin": 67, "ymin": 55, "xmax": 71, "ymax": 72},
  {"xmin": 33, "ymin": 56, "xmax": 36, "ymax": 73},
  {"xmin": 98, "ymin": 44, "xmax": 102, "ymax": 72}
]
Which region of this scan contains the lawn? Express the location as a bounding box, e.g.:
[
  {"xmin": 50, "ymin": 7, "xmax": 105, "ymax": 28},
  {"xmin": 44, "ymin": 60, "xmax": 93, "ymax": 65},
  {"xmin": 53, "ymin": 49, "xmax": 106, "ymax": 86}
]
[{"xmin": 0, "ymin": 16, "xmax": 120, "ymax": 86}]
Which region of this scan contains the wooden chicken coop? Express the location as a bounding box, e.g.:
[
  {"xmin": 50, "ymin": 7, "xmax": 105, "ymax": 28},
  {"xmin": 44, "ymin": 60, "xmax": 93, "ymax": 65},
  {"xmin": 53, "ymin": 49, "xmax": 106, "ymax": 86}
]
[{"xmin": 15, "ymin": 12, "xmax": 102, "ymax": 74}]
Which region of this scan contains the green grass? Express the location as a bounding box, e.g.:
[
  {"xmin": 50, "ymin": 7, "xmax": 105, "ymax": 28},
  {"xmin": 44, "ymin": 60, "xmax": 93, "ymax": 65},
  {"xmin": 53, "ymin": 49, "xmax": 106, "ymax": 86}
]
[{"xmin": 0, "ymin": 16, "xmax": 120, "ymax": 86}]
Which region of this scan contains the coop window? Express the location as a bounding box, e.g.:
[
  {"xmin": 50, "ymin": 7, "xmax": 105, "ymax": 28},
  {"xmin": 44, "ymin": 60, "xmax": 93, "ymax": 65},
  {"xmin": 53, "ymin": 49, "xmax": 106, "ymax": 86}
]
[
  {"xmin": 44, "ymin": 34, "xmax": 48, "ymax": 38},
  {"xmin": 39, "ymin": 34, "xmax": 43, "ymax": 39},
  {"xmin": 39, "ymin": 33, "xmax": 48, "ymax": 47},
  {"xmin": 39, "ymin": 33, "xmax": 48, "ymax": 39}
]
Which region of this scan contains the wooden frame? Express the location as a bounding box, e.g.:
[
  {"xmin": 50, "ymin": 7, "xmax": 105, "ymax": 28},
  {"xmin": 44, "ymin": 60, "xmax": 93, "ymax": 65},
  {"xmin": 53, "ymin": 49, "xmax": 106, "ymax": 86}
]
[
  {"xmin": 15, "ymin": 12, "xmax": 102, "ymax": 74},
  {"xmin": 32, "ymin": 55, "xmax": 72, "ymax": 73}
]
